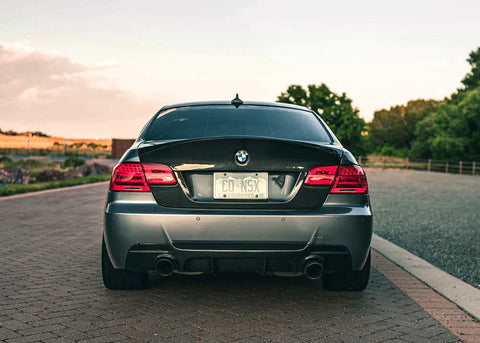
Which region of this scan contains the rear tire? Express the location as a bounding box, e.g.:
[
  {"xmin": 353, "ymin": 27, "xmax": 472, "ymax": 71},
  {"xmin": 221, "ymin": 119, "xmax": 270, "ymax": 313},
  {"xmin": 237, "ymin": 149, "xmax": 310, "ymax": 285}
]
[
  {"xmin": 322, "ymin": 250, "xmax": 370, "ymax": 291},
  {"xmin": 102, "ymin": 238, "xmax": 148, "ymax": 290}
]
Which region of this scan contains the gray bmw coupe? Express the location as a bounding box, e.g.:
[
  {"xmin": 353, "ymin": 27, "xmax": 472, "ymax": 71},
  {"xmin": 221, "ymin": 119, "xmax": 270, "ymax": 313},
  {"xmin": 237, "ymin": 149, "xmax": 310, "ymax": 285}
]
[{"xmin": 102, "ymin": 96, "xmax": 372, "ymax": 290}]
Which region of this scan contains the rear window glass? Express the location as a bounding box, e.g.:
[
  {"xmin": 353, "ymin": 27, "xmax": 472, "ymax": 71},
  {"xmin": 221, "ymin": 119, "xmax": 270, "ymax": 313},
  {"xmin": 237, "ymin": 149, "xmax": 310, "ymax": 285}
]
[{"xmin": 143, "ymin": 105, "xmax": 332, "ymax": 142}]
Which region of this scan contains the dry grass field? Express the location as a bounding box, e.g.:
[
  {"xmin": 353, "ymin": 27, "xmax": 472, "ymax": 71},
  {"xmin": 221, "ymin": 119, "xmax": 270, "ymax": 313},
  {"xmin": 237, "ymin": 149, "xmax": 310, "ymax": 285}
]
[{"xmin": 0, "ymin": 133, "xmax": 111, "ymax": 149}]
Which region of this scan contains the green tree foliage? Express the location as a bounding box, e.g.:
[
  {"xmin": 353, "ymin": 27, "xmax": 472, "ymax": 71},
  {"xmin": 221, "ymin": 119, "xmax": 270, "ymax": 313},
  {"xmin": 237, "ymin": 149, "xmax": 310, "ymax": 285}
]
[
  {"xmin": 461, "ymin": 47, "xmax": 480, "ymax": 90},
  {"xmin": 368, "ymin": 99, "xmax": 440, "ymax": 156},
  {"xmin": 412, "ymin": 87, "xmax": 480, "ymax": 160},
  {"xmin": 410, "ymin": 46, "xmax": 480, "ymax": 160},
  {"xmin": 368, "ymin": 46, "xmax": 480, "ymax": 160},
  {"xmin": 87, "ymin": 142, "xmax": 99, "ymax": 151},
  {"xmin": 69, "ymin": 142, "xmax": 85, "ymax": 150},
  {"xmin": 277, "ymin": 84, "xmax": 366, "ymax": 154}
]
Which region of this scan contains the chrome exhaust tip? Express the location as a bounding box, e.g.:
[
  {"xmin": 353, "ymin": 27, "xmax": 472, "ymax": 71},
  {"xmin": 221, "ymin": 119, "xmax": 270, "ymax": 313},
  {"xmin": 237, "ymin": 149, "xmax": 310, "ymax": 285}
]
[
  {"xmin": 155, "ymin": 258, "xmax": 175, "ymax": 277},
  {"xmin": 303, "ymin": 258, "xmax": 324, "ymax": 280}
]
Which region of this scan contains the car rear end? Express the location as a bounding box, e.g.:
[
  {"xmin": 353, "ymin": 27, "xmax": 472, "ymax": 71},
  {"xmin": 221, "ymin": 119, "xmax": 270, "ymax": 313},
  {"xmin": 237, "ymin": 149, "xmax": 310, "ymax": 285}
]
[{"xmin": 103, "ymin": 101, "xmax": 372, "ymax": 290}]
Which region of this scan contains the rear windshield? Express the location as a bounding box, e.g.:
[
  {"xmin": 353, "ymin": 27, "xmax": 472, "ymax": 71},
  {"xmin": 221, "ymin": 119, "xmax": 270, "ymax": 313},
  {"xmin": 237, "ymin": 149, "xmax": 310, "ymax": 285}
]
[{"xmin": 143, "ymin": 105, "xmax": 332, "ymax": 142}]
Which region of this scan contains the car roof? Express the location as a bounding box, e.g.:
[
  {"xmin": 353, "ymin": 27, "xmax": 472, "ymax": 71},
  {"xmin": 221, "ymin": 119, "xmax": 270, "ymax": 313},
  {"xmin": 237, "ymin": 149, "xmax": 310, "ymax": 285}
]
[{"xmin": 159, "ymin": 101, "xmax": 313, "ymax": 113}]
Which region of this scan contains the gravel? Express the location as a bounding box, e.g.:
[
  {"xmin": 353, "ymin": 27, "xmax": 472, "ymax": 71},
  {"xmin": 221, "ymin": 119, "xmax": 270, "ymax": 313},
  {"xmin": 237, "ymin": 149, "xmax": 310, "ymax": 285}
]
[{"xmin": 367, "ymin": 168, "xmax": 480, "ymax": 289}]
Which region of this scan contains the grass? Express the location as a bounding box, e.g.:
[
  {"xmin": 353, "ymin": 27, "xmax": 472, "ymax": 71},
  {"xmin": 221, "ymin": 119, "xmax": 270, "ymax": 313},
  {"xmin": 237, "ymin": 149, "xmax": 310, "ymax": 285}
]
[
  {"xmin": 0, "ymin": 157, "xmax": 61, "ymax": 172},
  {"xmin": 1, "ymin": 155, "xmax": 112, "ymax": 196},
  {"xmin": 0, "ymin": 174, "xmax": 111, "ymax": 197}
]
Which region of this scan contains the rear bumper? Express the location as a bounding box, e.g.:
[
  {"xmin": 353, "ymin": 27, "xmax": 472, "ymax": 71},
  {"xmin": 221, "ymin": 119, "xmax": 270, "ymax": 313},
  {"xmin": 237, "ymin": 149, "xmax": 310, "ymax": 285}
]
[
  {"xmin": 124, "ymin": 242, "xmax": 354, "ymax": 275},
  {"xmin": 104, "ymin": 192, "xmax": 372, "ymax": 273}
]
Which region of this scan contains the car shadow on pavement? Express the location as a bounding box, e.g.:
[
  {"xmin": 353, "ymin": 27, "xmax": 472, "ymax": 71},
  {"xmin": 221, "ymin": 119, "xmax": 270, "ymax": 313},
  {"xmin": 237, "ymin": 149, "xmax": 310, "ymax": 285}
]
[{"xmin": 94, "ymin": 270, "xmax": 460, "ymax": 342}]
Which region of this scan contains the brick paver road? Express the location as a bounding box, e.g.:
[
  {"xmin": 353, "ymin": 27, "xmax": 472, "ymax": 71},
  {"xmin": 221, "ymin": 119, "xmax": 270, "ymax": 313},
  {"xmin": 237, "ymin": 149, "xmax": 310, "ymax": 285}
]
[{"xmin": 0, "ymin": 183, "xmax": 461, "ymax": 342}]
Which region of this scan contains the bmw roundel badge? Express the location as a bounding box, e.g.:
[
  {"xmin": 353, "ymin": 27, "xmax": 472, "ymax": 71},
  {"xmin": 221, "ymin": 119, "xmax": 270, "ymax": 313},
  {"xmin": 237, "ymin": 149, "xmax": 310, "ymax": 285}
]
[{"xmin": 235, "ymin": 150, "xmax": 249, "ymax": 165}]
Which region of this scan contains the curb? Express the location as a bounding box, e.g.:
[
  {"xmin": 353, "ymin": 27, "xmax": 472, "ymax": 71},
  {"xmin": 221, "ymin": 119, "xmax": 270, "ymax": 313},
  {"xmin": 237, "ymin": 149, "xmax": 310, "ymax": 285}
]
[
  {"xmin": 372, "ymin": 233, "xmax": 480, "ymax": 321},
  {"xmin": 0, "ymin": 181, "xmax": 109, "ymax": 201}
]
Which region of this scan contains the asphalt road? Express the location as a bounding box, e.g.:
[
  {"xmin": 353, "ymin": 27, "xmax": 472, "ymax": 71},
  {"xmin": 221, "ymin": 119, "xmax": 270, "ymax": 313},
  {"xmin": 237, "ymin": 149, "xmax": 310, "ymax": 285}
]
[
  {"xmin": 0, "ymin": 181, "xmax": 461, "ymax": 342},
  {"xmin": 368, "ymin": 169, "xmax": 480, "ymax": 289}
]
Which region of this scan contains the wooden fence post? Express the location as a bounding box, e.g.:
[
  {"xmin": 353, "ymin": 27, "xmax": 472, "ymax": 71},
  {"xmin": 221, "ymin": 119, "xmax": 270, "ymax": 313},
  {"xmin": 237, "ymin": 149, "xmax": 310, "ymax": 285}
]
[
  {"xmin": 406, "ymin": 158, "xmax": 409, "ymax": 170},
  {"xmin": 473, "ymin": 161, "xmax": 476, "ymax": 176},
  {"xmin": 358, "ymin": 156, "xmax": 362, "ymax": 165},
  {"xmin": 382, "ymin": 158, "xmax": 385, "ymax": 170},
  {"xmin": 459, "ymin": 161, "xmax": 463, "ymax": 175},
  {"xmin": 427, "ymin": 159, "xmax": 431, "ymax": 172},
  {"xmin": 445, "ymin": 162, "xmax": 449, "ymax": 173}
]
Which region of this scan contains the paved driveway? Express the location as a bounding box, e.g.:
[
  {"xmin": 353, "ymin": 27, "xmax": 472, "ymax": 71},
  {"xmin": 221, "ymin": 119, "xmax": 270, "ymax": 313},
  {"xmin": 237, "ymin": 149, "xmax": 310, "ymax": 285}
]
[{"xmin": 0, "ymin": 183, "xmax": 460, "ymax": 342}]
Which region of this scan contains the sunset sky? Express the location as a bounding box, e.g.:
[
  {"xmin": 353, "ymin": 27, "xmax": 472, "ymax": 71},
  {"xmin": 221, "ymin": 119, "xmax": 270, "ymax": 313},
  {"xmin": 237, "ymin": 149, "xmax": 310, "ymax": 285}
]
[{"xmin": 1, "ymin": 0, "xmax": 480, "ymax": 138}]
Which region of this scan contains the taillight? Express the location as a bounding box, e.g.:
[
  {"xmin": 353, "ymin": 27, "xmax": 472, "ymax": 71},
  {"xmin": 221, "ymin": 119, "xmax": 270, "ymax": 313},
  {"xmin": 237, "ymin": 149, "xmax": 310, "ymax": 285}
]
[
  {"xmin": 304, "ymin": 166, "xmax": 338, "ymax": 186},
  {"xmin": 109, "ymin": 163, "xmax": 177, "ymax": 192},
  {"xmin": 331, "ymin": 165, "xmax": 368, "ymax": 194},
  {"xmin": 142, "ymin": 164, "xmax": 177, "ymax": 185},
  {"xmin": 305, "ymin": 165, "xmax": 368, "ymax": 194},
  {"xmin": 110, "ymin": 163, "xmax": 150, "ymax": 192}
]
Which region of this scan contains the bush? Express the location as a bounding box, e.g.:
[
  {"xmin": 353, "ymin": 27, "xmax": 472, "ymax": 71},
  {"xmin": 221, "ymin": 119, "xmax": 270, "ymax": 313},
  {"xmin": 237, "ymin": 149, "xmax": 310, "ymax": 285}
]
[
  {"xmin": 0, "ymin": 174, "xmax": 111, "ymax": 197},
  {"xmin": 63, "ymin": 157, "xmax": 85, "ymax": 168},
  {"xmin": 378, "ymin": 146, "xmax": 409, "ymax": 158},
  {"xmin": 0, "ymin": 155, "xmax": 13, "ymax": 164}
]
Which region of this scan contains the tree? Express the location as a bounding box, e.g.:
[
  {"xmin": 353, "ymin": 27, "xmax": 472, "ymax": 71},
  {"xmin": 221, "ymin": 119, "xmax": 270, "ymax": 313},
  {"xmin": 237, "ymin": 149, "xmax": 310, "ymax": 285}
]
[
  {"xmin": 411, "ymin": 87, "xmax": 480, "ymax": 160},
  {"xmin": 410, "ymin": 46, "xmax": 480, "ymax": 160},
  {"xmin": 29, "ymin": 131, "xmax": 50, "ymax": 137},
  {"xmin": 87, "ymin": 142, "xmax": 99, "ymax": 151},
  {"xmin": 69, "ymin": 142, "xmax": 85, "ymax": 156},
  {"xmin": 461, "ymin": 47, "xmax": 480, "ymax": 90},
  {"xmin": 368, "ymin": 99, "xmax": 440, "ymax": 156},
  {"xmin": 277, "ymin": 84, "xmax": 366, "ymax": 155},
  {"xmin": 368, "ymin": 106, "xmax": 408, "ymax": 152}
]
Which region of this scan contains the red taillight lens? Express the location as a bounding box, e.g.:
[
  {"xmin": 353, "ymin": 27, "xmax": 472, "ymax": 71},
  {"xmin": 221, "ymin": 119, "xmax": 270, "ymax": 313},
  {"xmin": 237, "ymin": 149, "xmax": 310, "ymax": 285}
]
[
  {"xmin": 304, "ymin": 166, "xmax": 338, "ymax": 186},
  {"xmin": 110, "ymin": 163, "xmax": 150, "ymax": 192},
  {"xmin": 109, "ymin": 163, "xmax": 177, "ymax": 192},
  {"xmin": 305, "ymin": 165, "xmax": 368, "ymax": 194},
  {"xmin": 142, "ymin": 164, "xmax": 177, "ymax": 185},
  {"xmin": 331, "ymin": 165, "xmax": 368, "ymax": 194}
]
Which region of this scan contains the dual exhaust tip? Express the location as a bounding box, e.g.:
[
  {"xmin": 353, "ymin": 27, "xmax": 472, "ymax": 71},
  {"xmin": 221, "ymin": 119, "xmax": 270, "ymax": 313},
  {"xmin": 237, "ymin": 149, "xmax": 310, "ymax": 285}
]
[
  {"xmin": 155, "ymin": 256, "xmax": 176, "ymax": 277},
  {"xmin": 155, "ymin": 255, "xmax": 324, "ymax": 280},
  {"xmin": 303, "ymin": 257, "xmax": 324, "ymax": 280}
]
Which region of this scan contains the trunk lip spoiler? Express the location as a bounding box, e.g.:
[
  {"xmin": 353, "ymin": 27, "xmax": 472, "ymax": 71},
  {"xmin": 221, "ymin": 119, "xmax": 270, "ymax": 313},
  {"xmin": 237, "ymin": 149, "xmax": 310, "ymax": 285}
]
[{"xmin": 137, "ymin": 136, "xmax": 343, "ymax": 155}]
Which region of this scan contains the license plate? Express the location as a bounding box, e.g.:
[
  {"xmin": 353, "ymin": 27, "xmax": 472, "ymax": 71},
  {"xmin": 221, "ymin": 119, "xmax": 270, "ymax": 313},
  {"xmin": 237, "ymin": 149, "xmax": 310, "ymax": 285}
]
[{"xmin": 213, "ymin": 172, "xmax": 268, "ymax": 199}]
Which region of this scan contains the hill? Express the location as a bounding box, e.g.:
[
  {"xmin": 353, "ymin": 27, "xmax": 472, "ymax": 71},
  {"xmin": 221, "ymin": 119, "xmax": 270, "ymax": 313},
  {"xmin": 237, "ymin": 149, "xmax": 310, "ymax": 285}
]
[{"xmin": 0, "ymin": 133, "xmax": 111, "ymax": 149}]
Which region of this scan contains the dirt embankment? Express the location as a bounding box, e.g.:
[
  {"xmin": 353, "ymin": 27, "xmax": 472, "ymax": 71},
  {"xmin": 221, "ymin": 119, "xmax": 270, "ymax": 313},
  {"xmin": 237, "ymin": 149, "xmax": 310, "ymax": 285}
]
[{"xmin": 0, "ymin": 133, "xmax": 111, "ymax": 149}]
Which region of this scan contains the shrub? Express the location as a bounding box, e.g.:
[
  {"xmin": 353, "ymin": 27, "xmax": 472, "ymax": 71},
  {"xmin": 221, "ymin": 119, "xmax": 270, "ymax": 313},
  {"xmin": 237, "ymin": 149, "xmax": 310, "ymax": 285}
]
[
  {"xmin": 63, "ymin": 156, "xmax": 85, "ymax": 168},
  {"xmin": 0, "ymin": 155, "xmax": 13, "ymax": 164},
  {"xmin": 379, "ymin": 146, "xmax": 409, "ymax": 158}
]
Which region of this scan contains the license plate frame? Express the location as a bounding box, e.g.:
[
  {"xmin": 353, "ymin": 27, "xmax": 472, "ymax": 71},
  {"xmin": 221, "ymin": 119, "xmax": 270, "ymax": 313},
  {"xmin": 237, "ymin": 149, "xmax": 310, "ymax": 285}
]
[{"xmin": 213, "ymin": 172, "xmax": 268, "ymax": 200}]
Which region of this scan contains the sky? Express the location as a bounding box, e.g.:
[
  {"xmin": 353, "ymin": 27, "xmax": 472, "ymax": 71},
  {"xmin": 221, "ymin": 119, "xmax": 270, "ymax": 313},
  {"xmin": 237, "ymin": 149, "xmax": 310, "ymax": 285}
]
[{"xmin": 1, "ymin": 0, "xmax": 479, "ymax": 138}]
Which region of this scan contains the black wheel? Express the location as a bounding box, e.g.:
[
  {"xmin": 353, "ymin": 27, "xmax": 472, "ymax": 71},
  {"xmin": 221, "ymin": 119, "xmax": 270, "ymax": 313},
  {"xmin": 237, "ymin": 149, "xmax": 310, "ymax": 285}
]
[
  {"xmin": 102, "ymin": 238, "xmax": 148, "ymax": 290},
  {"xmin": 322, "ymin": 250, "xmax": 370, "ymax": 291}
]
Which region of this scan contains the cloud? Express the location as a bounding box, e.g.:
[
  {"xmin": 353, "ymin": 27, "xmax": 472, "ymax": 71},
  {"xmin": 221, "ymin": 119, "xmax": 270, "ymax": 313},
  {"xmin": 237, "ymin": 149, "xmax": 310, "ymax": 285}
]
[{"xmin": 0, "ymin": 41, "xmax": 158, "ymax": 138}]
